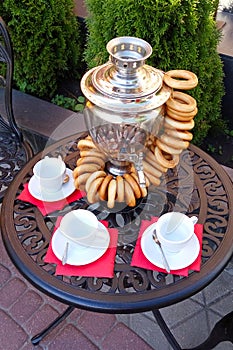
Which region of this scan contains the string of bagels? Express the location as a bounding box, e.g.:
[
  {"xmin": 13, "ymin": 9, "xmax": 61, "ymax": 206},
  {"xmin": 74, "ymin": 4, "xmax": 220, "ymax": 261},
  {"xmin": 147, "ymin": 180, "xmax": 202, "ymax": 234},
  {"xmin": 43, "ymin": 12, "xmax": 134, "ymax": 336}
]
[{"xmin": 73, "ymin": 69, "xmax": 198, "ymax": 208}]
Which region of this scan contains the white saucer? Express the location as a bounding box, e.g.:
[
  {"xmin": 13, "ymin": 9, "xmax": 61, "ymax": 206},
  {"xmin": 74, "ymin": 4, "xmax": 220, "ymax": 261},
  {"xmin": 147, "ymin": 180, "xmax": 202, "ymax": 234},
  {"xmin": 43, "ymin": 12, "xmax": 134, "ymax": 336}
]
[
  {"xmin": 141, "ymin": 223, "xmax": 200, "ymax": 270},
  {"xmin": 51, "ymin": 222, "xmax": 110, "ymax": 266},
  {"xmin": 28, "ymin": 168, "xmax": 75, "ymax": 202}
]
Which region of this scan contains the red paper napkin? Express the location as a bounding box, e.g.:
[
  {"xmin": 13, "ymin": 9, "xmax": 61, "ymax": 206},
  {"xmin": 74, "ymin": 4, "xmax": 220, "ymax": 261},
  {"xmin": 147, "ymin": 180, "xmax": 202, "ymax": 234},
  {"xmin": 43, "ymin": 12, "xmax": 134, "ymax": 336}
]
[
  {"xmin": 131, "ymin": 217, "xmax": 203, "ymax": 277},
  {"xmin": 44, "ymin": 217, "xmax": 118, "ymax": 278},
  {"xmin": 17, "ymin": 183, "xmax": 85, "ymax": 216}
]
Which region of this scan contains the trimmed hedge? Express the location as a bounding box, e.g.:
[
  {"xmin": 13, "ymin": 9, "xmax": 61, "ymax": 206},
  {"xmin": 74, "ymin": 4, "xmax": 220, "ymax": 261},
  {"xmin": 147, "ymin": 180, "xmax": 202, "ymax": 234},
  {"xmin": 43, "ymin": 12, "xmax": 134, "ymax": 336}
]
[
  {"xmin": 0, "ymin": 0, "xmax": 83, "ymax": 98},
  {"xmin": 84, "ymin": 0, "xmax": 225, "ymax": 144}
]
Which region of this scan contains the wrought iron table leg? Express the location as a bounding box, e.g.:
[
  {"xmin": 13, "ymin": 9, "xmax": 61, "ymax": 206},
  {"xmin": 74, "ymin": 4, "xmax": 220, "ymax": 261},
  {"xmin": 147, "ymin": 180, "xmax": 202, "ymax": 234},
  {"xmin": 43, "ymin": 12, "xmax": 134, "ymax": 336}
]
[
  {"xmin": 152, "ymin": 309, "xmax": 182, "ymax": 350},
  {"xmin": 31, "ymin": 305, "xmax": 75, "ymax": 345}
]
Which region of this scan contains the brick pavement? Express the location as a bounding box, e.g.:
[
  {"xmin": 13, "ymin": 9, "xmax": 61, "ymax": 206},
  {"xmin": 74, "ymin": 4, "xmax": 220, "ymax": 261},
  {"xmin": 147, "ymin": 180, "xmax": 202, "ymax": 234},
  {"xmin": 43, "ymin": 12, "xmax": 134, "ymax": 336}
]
[{"xmin": 0, "ymin": 231, "xmax": 154, "ymax": 350}]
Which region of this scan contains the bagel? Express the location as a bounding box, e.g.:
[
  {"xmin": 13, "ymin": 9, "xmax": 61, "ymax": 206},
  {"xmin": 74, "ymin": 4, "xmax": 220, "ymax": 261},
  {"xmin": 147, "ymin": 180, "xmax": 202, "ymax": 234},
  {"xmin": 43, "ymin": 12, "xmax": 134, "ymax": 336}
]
[
  {"xmin": 144, "ymin": 174, "xmax": 151, "ymax": 187},
  {"xmin": 130, "ymin": 172, "xmax": 148, "ymax": 197},
  {"xmin": 107, "ymin": 179, "xmax": 117, "ymax": 209},
  {"xmin": 79, "ymin": 149, "xmax": 106, "ymax": 160},
  {"xmin": 73, "ymin": 163, "xmax": 100, "ymax": 178},
  {"xmin": 156, "ymin": 139, "xmax": 184, "ymax": 155},
  {"xmin": 145, "ymin": 171, "xmax": 161, "ymax": 186},
  {"xmin": 166, "ymin": 91, "xmax": 197, "ymax": 113},
  {"xmin": 76, "ymin": 156, "xmax": 105, "ymax": 169},
  {"xmin": 74, "ymin": 172, "xmax": 91, "ymax": 189},
  {"xmin": 123, "ymin": 173, "xmax": 142, "ymax": 199},
  {"xmin": 116, "ymin": 175, "xmax": 125, "ymax": 202},
  {"xmin": 85, "ymin": 170, "xmax": 106, "ymax": 192},
  {"xmin": 130, "ymin": 172, "xmax": 150, "ymax": 188},
  {"xmin": 129, "ymin": 164, "xmax": 137, "ymax": 174},
  {"xmin": 98, "ymin": 174, "xmax": 113, "ymax": 201},
  {"xmin": 87, "ymin": 177, "xmax": 104, "ymax": 203},
  {"xmin": 149, "ymin": 143, "xmax": 156, "ymax": 153},
  {"xmin": 77, "ymin": 139, "xmax": 96, "ymax": 150},
  {"xmin": 165, "ymin": 128, "xmax": 193, "ymax": 141},
  {"xmin": 163, "ymin": 70, "xmax": 198, "ymax": 90},
  {"xmin": 145, "ymin": 150, "xmax": 168, "ymax": 173},
  {"xmin": 166, "ymin": 107, "xmax": 198, "ymax": 121},
  {"xmin": 142, "ymin": 160, "xmax": 163, "ymax": 178},
  {"xmin": 154, "ymin": 146, "xmax": 179, "ymax": 169},
  {"xmin": 159, "ymin": 133, "xmax": 190, "ymax": 150},
  {"xmin": 164, "ymin": 115, "xmax": 195, "ymax": 130},
  {"xmin": 124, "ymin": 181, "xmax": 136, "ymax": 207}
]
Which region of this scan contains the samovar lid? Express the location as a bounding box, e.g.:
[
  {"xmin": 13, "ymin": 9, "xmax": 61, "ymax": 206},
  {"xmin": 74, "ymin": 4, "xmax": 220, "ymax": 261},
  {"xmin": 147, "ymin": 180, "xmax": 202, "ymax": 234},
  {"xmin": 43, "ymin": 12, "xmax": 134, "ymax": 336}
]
[{"xmin": 81, "ymin": 37, "xmax": 171, "ymax": 113}]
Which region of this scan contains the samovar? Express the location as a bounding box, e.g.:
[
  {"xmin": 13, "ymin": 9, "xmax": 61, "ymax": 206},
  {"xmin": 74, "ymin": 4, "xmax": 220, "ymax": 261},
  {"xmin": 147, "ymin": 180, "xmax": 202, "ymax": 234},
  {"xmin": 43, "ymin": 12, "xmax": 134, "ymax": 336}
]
[
  {"xmin": 74, "ymin": 36, "xmax": 198, "ymax": 208},
  {"xmin": 81, "ymin": 36, "xmax": 171, "ymax": 184}
]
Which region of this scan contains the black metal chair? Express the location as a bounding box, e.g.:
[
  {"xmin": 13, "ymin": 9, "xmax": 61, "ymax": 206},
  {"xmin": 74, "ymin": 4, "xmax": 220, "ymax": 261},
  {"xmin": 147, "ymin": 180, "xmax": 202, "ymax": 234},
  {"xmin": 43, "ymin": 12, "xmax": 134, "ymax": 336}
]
[{"xmin": 0, "ymin": 17, "xmax": 33, "ymax": 201}]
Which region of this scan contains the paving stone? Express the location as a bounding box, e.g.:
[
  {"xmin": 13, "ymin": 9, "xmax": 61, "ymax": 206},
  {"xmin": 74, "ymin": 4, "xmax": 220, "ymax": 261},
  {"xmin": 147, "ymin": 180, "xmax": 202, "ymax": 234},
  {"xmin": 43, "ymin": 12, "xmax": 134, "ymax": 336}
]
[
  {"xmin": 0, "ymin": 264, "xmax": 11, "ymax": 286},
  {"xmin": 196, "ymin": 310, "xmax": 233, "ymax": 350},
  {"xmin": 9, "ymin": 290, "xmax": 43, "ymax": 324},
  {"xmin": 171, "ymin": 309, "xmax": 210, "ymax": 349},
  {"xmin": 202, "ymin": 271, "xmax": 233, "ymax": 305},
  {"xmin": 42, "ymin": 294, "xmax": 69, "ymax": 314},
  {"xmin": 66, "ymin": 307, "xmax": 84, "ymax": 322},
  {"xmin": 122, "ymin": 313, "xmax": 170, "ymax": 350},
  {"xmin": 0, "ymin": 309, "xmax": 27, "ymax": 350},
  {"xmin": 209, "ymin": 292, "xmax": 233, "ymax": 316},
  {"xmin": 24, "ymin": 304, "xmax": 60, "ymax": 335},
  {"xmin": 78, "ymin": 311, "xmax": 116, "ymax": 342},
  {"xmin": 207, "ymin": 309, "xmax": 225, "ymax": 337},
  {"xmin": 214, "ymin": 342, "xmax": 233, "ymax": 350},
  {"xmin": 190, "ymin": 290, "xmax": 206, "ymax": 305},
  {"xmin": 4, "ymin": 89, "xmax": 87, "ymax": 142},
  {"xmin": 101, "ymin": 322, "xmax": 153, "ymax": 350},
  {"xmin": 0, "ymin": 235, "xmax": 15, "ymax": 268},
  {"xmin": 160, "ymin": 298, "xmax": 204, "ymax": 328},
  {"xmin": 0, "ymin": 277, "xmax": 27, "ymax": 309},
  {"xmin": 47, "ymin": 324, "xmax": 98, "ymax": 350},
  {"xmin": 20, "ymin": 342, "xmax": 43, "ymax": 350},
  {"xmin": 225, "ymin": 260, "xmax": 233, "ymax": 276}
]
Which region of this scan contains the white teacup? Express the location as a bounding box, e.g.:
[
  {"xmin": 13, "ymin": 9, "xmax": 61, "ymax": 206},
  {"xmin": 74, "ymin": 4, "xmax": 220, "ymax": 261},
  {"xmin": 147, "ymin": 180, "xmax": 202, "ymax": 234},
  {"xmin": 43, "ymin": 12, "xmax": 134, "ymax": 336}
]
[
  {"xmin": 59, "ymin": 209, "xmax": 99, "ymax": 246},
  {"xmin": 33, "ymin": 156, "xmax": 66, "ymax": 193},
  {"xmin": 155, "ymin": 212, "xmax": 198, "ymax": 254}
]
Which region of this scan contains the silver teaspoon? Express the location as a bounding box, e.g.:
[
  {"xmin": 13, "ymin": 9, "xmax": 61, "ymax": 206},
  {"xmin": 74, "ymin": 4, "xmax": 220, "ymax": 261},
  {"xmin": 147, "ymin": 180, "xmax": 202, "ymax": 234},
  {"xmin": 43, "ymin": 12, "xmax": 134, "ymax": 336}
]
[
  {"xmin": 62, "ymin": 242, "xmax": 69, "ymax": 265},
  {"xmin": 152, "ymin": 230, "xmax": 170, "ymax": 273}
]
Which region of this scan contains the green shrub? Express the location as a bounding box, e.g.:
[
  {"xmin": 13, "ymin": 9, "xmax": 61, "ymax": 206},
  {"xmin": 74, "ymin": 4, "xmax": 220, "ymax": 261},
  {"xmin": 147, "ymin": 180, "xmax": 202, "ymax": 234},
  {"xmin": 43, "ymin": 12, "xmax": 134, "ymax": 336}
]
[
  {"xmin": 84, "ymin": 0, "xmax": 224, "ymax": 145},
  {"xmin": 0, "ymin": 0, "xmax": 83, "ymax": 98},
  {"xmin": 52, "ymin": 94, "xmax": 85, "ymax": 111}
]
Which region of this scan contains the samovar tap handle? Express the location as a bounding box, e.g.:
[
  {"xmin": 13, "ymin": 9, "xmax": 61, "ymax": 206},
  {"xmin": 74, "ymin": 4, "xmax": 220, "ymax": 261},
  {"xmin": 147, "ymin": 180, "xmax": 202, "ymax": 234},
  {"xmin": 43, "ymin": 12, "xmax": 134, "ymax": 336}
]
[
  {"xmin": 129, "ymin": 151, "xmax": 146, "ymax": 188},
  {"xmin": 135, "ymin": 152, "xmax": 146, "ymax": 188}
]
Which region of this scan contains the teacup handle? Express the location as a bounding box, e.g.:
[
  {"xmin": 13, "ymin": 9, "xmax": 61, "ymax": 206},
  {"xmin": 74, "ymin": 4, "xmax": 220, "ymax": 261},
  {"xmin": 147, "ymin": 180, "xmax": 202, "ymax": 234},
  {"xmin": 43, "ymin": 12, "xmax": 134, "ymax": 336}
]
[{"xmin": 190, "ymin": 216, "xmax": 198, "ymax": 225}]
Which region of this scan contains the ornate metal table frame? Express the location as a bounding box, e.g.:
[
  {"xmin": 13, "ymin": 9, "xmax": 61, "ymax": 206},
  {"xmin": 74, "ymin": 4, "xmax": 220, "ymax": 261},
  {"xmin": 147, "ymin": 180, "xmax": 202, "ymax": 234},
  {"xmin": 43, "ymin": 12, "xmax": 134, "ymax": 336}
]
[{"xmin": 1, "ymin": 132, "xmax": 233, "ymax": 349}]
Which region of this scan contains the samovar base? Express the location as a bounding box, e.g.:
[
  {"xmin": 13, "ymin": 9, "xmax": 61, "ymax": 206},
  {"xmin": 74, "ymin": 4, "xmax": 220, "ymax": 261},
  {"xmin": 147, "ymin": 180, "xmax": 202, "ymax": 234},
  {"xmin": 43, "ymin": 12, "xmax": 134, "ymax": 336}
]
[
  {"xmin": 105, "ymin": 160, "xmax": 131, "ymax": 177},
  {"xmin": 73, "ymin": 135, "xmax": 149, "ymax": 208}
]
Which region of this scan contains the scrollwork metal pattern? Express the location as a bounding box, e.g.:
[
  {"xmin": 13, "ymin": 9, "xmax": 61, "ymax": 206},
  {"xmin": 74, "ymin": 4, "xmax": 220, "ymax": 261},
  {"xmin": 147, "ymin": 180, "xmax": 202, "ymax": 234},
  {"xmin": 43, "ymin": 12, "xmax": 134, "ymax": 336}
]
[
  {"xmin": 11, "ymin": 136, "xmax": 232, "ymax": 298},
  {"xmin": 0, "ymin": 133, "xmax": 29, "ymax": 197}
]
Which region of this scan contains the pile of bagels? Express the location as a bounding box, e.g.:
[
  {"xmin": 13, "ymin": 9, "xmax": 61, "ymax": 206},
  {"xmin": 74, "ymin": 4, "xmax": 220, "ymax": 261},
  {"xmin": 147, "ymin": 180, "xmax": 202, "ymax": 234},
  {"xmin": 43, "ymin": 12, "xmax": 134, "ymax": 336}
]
[{"xmin": 73, "ymin": 69, "xmax": 198, "ymax": 208}]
